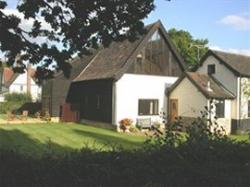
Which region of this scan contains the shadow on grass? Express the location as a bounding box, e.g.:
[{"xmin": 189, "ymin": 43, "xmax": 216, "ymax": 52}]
[
  {"xmin": 73, "ymin": 129, "xmax": 144, "ymax": 150},
  {"xmin": 0, "ymin": 128, "xmax": 75, "ymax": 157}
]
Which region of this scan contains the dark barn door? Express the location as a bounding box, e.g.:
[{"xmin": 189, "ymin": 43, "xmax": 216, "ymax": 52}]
[{"xmin": 67, "ymin": 79, "xmax": 113, "ymax": 123}]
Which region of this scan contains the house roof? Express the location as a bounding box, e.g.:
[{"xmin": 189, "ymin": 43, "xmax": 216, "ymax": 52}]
[
  {"xmin": 2, "ymin": 67, "xmax": 37, "ymax": 88},
  {"xmin": 73, "ymin": 20, "xmax": 186, "ymax": 82},
  {"xmin": 201, "ymin": 50, "xmax": 250, "ymax": 77},
  {"xmin": 3, "ymin": 68, "xmax": 14, "ymax": 83},
  {"xmin": 167, "ymin": 72, "xmax": 235, "ymax": 100},
  {"xmin": 54, "ymin": 51, "xmax": 98, "ymax": 80}
]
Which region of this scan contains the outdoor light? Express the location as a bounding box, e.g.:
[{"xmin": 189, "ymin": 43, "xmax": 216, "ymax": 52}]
[{"xmin": 136, "ymin": 53, "xmax": 143, "ymax": 63}]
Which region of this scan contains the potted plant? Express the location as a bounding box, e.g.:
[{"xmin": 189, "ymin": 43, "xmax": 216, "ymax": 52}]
[{"xmin": 119, "ymin": 118, "xmax": 133, "ymax": 132}]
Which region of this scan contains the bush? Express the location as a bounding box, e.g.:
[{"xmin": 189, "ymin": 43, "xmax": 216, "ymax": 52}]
[
  {"xmin": 0, "ymin": 109, "xmax": 249, "ymax": 186},
  {"xmin": 0, "ymin": 93, "xmax": 32, "ymax": 114},
  {"xmin": 119, "ymin": 118, "xmax": 133, "ymax": 132}
]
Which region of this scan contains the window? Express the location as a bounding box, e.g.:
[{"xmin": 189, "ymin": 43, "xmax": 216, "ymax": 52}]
[
  {"xmin": 20, "ymin": 85, "xmax": 24, "ymax": 92},
  {"xmin": 215, "ymin": 100, "xmax": 225, "ymax": 118},
  {"xmin": 248, "ymin": 101, "xmax": 250, "ymax": 118},
  {"xmin": 138, "ymin": 99, "xmax": 159, "ymax": 115},
  {"xmin": 208, "ymin": 64, "xmax": 216, "ymax": 74}
]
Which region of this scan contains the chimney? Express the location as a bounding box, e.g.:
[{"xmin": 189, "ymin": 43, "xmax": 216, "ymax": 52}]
[{"xmin": 27, "ymin": 64, "xmax": 31, "ymax": 95}]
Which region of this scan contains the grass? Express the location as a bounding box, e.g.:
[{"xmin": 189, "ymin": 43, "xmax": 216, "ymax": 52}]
[
  {"xmin": 0, "ymin": 114, "xmax": 6, "ymax": 120},
  {"xmin": 0, "ymin": 123, "xmax": 146, "ymax": 157},
  {"xmin": 231, "ymin": 134, "xmax": 250, "ymax": 142},
  {"xmin": 0, "ymin": 122, "xmax": 248, "ymax": 158}
]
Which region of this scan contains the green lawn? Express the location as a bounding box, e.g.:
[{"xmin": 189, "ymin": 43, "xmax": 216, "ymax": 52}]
[
  {"xmin": 0, "ymin": 123, "xmax": 146, "ymax": 157},
  {"xmin": 0, "ymin": 123, "xmax": 249, "ymax": 158},
  {"xmin": 231, "ymin": 134, "xmax": 250, "ymax": 142}
]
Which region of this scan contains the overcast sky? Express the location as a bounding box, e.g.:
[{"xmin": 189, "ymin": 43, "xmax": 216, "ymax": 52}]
[{"xmin": 6, "ymin": 0, "xmax": 250, "ymax": 55}]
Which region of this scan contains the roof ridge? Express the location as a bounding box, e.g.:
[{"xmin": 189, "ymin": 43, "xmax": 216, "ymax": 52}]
[{"xmin": 211, "ymin": 49, "xmax": 250, "ymax": 58}]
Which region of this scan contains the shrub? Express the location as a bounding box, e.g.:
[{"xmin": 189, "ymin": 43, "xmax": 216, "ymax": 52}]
[
  {"xmin": 129, "ymin": 126, "xmax": 140, "ymax": 133},
  {"xmin": 119, "ymin": 118, "xmax": 133, "ymax": 132},
  {"xmin": 0, "ymin": 93, "xmax": 32, "ymax": 114}
]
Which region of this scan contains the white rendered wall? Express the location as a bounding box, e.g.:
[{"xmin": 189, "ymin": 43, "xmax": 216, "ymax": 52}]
[
  {"xmin": 9, "ymin": 72, "xmax": 41, "ymax": 101},
  {"xmin": 197, "ymin": 56, "xmax": 238, "ymax": 94},
  {"xmin": 169, "ymin": 77, "xmax": 208, "ymax": 117},
  {"xmin": 0, "ymin": 95, "xmax": 4, "ymax": 102},
  {"xmin": 197, "ymin": 56, "xmax": 238, "ymax": 118},
  {"xmin": 115, "ymin": 74, "xmax": 178, "ymax": 126},
  {"xmin": 210, "ymin": 99, "xmax": 232, "ymax": 134},
  {"xmin": 169, "ymin": 77, "xmax": 232, "ymax": 134},
  {"xmin": 241, "ymin": 77, "xmax": 250, "ymax": 119}
]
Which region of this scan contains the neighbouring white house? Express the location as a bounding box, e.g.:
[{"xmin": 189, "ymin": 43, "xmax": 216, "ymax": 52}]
[
  {"xmin": 167, "ymin": 72, "xmax": 235, "ymax": 134},
  {"xmin": 42, "ymin": 20, "xmax": 186, "ymax": 126},
  {"xmin": 168, "ymin": 50, "xmax": 250, "ymax": 134},
  {"xmin": 0, "ymin": 66, "xmax": 41, "ymax": 102}
]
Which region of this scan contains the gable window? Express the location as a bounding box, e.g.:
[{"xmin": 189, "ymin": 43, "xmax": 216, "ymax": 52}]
[
  {"xmin": 248, "ymin": 101, "xmax": 250, "ymax": 118},
  {"xmin": 215, "ymin": 100, "xmax": 225, "ymax": 118},
  {"xmin": 138, "ymin": 99, "xmax": 159, "ymax": 115},
  {"xmin": 20, "ymin": 85, "xmax": 24, "ymax": 92},
  {"xmin": 208, "ymin": 64, "xmax": 216, "ymax": 75}
]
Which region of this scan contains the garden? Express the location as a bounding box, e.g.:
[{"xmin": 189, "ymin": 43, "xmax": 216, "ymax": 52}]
[{"xmin": 0, "ymin": 115, "xmax": 249, "ymax": 186}]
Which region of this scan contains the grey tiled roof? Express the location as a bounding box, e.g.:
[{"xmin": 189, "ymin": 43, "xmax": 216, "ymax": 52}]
[{"xmin": 204, "ymin": 50, "xmax": 250, "ymax": 77}]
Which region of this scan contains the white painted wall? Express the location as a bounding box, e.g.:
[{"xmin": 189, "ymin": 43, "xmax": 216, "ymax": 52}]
[
  {"xmin": 0, "ymin": 95, "xmax": 4, "ymax": 102},
  {"xmin": 169, "ymin": 77, "xmax": 208, "ymax": 117},
  {"xmin": 169, "ymin": 77, "xmax": 232, "ymax": 134},
  {"xmin": 8, "ymin": 72, "xmax": 41, "ymax": 101},
  {"xmin": 115, "ymin": 74, "xmax": 178, "ymax": 126},
  {"xmin": 197, "ymin": 55, "xmax": 238, "ymax": 119},
  {"xmin": 197, "ymin": 56, "xmax": 238, "ymax": 94},
  {"xmin": 210, "ymin": 99, "xmax": 232, "ymax": 134},
  {"xmin": 241, "ymin": 77, "xmax": 250, "ymax": 119}
]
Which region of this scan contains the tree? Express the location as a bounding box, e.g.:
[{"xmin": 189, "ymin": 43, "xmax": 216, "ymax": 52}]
[
  {"xmin": 0, "ymin": 0, "xmax": 155, "ymax": 80},
  {"xmin": 242, "ymin": 78, "xmax": 250, "ymax": 98},
  {"xmin": 168, "ymin": 28, "xmax": 209, "ymax": 70}
]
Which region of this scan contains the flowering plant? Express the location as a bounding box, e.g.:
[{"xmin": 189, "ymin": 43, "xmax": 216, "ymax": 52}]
[{"xmin": 119, "ymin": 118, "xmax": 133, "ymax": 132}]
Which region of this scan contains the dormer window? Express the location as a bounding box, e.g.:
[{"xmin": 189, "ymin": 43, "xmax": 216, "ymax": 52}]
[{"xmin": 208, "ymin": 64, "xmax": 215, "ymax": 75}]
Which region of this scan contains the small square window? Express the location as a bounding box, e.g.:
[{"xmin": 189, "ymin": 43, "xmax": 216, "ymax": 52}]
[
  {"xmin": 208, "ymin": 64, "xmax": 216, "ymax": 75},
  {"xmin": 215, "ymin": 100, "xmax": 225, "ymax": 118}
]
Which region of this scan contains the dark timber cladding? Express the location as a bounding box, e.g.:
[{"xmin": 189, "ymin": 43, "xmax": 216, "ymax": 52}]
[
  {"xmin": 41, "ymin": 54, "xmax": 96, "ymax": 117},
  {"xmin": 41, "ymin": 20, "xmax": 186, "ymax": 122},
  {"xmin": 66, "ymin": 79, "xmax": 113, "ymax": 123}
]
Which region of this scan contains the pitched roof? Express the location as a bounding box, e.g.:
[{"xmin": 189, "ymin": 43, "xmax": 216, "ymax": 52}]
[
  {"xmin": 2, "ymin": 67, "xmax": 37, "ymax": 88},
  {"xmin": 54, "ymin": 51, "xmax": 98, "ymax": 80},
  {"xmin": 167, "ymin": 72, "xmax": 235, "ymax": 100},
  {"xmin": 73, "ymin": 20, "xmax": 186, "ymax": 82},
  {"xmin": 3, "ymin": 68, "xmax": 14, "ymax": 83},
  {"xmin": 201, "ymin": 50, "xmax": 250, "ymax": 77}
]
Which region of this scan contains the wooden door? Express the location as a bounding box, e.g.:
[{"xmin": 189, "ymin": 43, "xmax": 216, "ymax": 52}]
[{"xmin": 170, "ymin": 99, "xmax": 178, "ymax": 122}]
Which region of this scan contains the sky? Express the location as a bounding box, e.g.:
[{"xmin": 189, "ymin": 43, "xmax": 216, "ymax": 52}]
[
  {"xmin": 5, "ymin": 0, "xmax": 250, "ymax": 55},
  {"xmin": 144, "ymin": 0, "xmax": 250, "ymax": 55}
]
